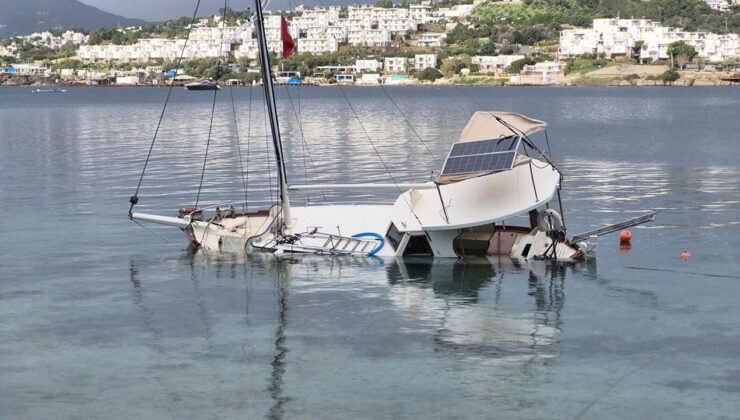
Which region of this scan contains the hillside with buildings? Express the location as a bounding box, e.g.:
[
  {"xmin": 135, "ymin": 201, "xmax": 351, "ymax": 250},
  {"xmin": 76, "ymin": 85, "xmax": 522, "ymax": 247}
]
[
  {"xmin": 0, "ymin": 0, "xmax": 738, "ymax": 87},
  {"xmin": 0, "ymin": 0, "xmax": 147, "ymax": 38}
]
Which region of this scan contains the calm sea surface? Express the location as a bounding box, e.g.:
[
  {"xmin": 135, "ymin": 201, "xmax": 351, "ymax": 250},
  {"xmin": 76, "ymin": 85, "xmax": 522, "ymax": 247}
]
[{"xmin": 1, "ymin": 86, "xmax": 739, "ymax": 419}]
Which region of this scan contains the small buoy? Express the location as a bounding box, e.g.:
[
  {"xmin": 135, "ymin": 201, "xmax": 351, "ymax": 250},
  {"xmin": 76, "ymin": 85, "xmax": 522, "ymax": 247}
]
[
  {"xmin": 681, "ymin": 250, "xmax": 692, "ymax": 260},
  {"xmin": 619, "ymin": 229, "xmax": 632, "ymax": 242}
]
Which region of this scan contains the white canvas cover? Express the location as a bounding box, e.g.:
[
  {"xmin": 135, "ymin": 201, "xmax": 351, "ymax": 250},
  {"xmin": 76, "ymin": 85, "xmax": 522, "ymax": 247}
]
[
  {"xmin": 436, "ymin": 111, "xmax": 547, "ymax": 184},
  {"xmin": 460, "ymin": 111, "xmax": 547, "ymax": 143}
]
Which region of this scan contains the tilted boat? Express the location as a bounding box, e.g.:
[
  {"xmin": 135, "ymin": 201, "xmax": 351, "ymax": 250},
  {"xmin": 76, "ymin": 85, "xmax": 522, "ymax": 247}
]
[{"xmin": 129, "ymin": 0, "xmax": 654, "ymax": 262}]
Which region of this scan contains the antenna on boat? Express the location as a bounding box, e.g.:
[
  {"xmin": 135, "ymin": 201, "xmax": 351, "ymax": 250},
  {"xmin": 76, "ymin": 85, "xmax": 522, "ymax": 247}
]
[{"xmin": 254, "ymin": 0, "xmax": 293, "ymax": 228}]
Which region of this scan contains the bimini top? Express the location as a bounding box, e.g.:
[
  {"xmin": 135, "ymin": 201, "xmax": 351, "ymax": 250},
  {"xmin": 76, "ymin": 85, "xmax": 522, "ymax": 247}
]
[
  {"xmin": 435, "ymin": 112, "xmax": 548, "ymax": 185},
  {"xmin": 460, "ymin": 111, "xmax": 547, "ymax": 142}
]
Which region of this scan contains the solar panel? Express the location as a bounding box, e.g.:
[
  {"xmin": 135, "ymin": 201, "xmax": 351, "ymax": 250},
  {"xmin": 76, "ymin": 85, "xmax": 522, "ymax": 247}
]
[
  {"xmin": 447, "ymin": 136, "xmax": 519, "ymax": 157},
  {"xmin": 441, "ymin": 136, "xmax": 521, "ymax": 176}
]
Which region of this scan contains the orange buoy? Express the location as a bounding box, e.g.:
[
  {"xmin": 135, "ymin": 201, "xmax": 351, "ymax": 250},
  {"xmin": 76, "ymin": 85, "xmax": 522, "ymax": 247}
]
[
  {"xmin": 619, "ymin": 229, "xmax": 632, "ymax": 242},
  {"xmin": 681, "ymin": 250, "xmax": 692, "ymax": 260}
]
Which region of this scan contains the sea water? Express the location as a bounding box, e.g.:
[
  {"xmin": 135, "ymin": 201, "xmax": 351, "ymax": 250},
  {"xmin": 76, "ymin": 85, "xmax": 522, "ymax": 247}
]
[{"xmin": 1, "ymin": 86, "xmax": 739, "ymax": 419}]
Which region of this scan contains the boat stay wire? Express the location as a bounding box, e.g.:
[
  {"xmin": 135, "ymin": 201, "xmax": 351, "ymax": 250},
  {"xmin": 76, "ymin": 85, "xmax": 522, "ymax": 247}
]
[
  {"xmin": 379, "ymin": 84, "xmax": 441, "ymax": 166},
  {"xmin": 128, "ymin": 0, "xmax": 204, "ymax": 215},
  {"xmin": 336, "ymin": 85, "xmax": 423, "ymax": 225},
  {"xmin": 229, "ymin": 80, "xmax": 250, "ymax": 212},
  {"xmin": 282, "ymin": 86, "xmax": 327, "ymax": 203},
  {"xmin": 194, "ymin": 0, "xmax": 230, "ymax": 209}
]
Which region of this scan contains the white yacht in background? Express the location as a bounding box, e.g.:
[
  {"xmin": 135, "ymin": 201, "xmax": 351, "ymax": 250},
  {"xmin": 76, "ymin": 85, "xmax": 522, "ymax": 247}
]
[{"xmin": 129, "ymin": 0, "xmax": 654, "ymax": 262}]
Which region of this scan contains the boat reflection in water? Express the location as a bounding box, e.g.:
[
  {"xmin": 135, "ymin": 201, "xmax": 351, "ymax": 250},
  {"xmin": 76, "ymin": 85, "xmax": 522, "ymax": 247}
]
[
  {"xmin": 127, "ymin": 252, "xmax": 595, "ymax": 417},
  {"xmin": 384, "ymin": 257, "xmax": 594, "ymax": 360}
]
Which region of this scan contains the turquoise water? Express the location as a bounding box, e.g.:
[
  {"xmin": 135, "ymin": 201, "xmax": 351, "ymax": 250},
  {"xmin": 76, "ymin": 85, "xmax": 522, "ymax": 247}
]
[{"xmin": 1, "ymin": 86, "xmax": 739, "ymax": 419}]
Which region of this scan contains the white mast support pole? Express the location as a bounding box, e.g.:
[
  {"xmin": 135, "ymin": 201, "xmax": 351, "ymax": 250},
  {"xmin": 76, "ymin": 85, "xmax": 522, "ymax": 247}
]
[
  {"xmin": 289, "ymin": 183, "xmax": 437, "ymax": 191},
  {"xmin": 254, "ymin": 0, "xmax": 293, "ymax": 228}
]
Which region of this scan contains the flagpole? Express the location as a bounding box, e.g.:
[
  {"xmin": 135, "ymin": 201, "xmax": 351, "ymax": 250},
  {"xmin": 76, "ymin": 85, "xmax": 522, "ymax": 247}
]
[{"xmin": 254, "ymin": 1, "xmax": 294, "ymax": 228}]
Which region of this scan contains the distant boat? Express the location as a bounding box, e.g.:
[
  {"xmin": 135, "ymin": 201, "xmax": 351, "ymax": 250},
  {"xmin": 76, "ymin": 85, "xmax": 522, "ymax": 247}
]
[
  {"xmin": 185, "ymin": 81, "xmax": 221, "ymax": 91},
  {"xmin": 32, "ymin": 88, "xmax": 67, "ymax": 93}
]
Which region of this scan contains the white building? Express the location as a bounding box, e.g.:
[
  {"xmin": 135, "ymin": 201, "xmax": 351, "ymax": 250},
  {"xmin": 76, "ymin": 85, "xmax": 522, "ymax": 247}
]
[
  {"xmin": 559, "ymin": 18, "xmax": 740, "ymax": 63},
  {"xmin": 472, "ymin": 55, "xmax": 525, "ymax": 70},
  {"xmin": 521, "ymin": 61, "xmax": 564, "ymax": 75},
  {"xmin": 417, "ymin": 33, "xmax": 447, "ymax": 48},
  {"xmin": 2, "ymin": 64, "xmax": 49, "ymax": 76},
  {"xmin": 0, "ymin": 44, "xmax": 13, "ymax": 57},
  {"xmin": 384, "ymin": 56, "xmax": 408, "ymax": 73},
  {"xmin": 703, "ymin": 0, "xmax": 739, "ymax": 11},
  {"xmin": 348, "ymin": 28, "xmax": 391, "ymax": 47},
  {"xmin": 409, "ymin": 4, "xmax": 434, "ymax": 24},
  {"xmin": 355, "ymin": 59, "xmax": 383, "ymax": 72},
  {"xmin": 17, "ymin": 30, "xmax": 88, "ymax": 49},
  {"xmin": 414, "ymin": 53, "xmax": 437, "ymax": 70},
  {"xmin": 78, "ymin": 17, "xmax": 292, "ymax": 62}
]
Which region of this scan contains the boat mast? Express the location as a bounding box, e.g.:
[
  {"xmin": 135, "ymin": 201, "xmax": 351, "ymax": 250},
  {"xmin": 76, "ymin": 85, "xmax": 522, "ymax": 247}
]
[{"xmin": 254, "ymin": 0, "xmax": 293, "ymax": 227}]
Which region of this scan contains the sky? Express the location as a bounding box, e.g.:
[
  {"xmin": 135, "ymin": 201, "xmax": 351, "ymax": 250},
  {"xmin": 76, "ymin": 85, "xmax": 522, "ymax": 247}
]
[{"xmin": 81, "ymin": 0, "xmax": 349, "ymax": 21}]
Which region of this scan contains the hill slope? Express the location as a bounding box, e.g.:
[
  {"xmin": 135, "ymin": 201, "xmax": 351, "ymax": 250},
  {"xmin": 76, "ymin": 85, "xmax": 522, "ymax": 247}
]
[{"xmin": 0, "ymin": 0, "xmax": 148, "ymax": 38}]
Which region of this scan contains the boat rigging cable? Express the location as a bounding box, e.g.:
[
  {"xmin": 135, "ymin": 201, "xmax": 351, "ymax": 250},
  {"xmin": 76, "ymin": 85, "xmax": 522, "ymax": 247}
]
[
  {"xmin": 194, "ymin": 0, "xmax": 231, "ymax": 209},
  {"xmin": 230, "ymin": 72, "xmax": 251, "ymax": 212},
  {"xmin": 129, "ymin": 0, "xmax": 204, "ymax": 216},
  {"xmin": 282, "ymin": 86, "xmax": 327, "ymax": 202},
  {"xmin": 336, "ymin": 84, "xmax": 423, "ymax": 225},
  {"xmin": 378, "ymin": 85, "xmax": 441, "ymax": 166}
]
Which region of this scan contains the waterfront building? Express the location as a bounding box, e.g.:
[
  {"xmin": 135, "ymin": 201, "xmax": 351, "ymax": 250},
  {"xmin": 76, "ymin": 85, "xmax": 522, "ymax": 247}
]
[
  {"xmin": 559, "ymin": 18, "xmax": 739, "ymax": 63},
  {"xmin": 384, "ymin": 56, "xmax": 408, "ymax": 73},
  {"xmin": 521, "ymin": 61, "xmax": 564, "ymax": 75},
  {"xmin": 355, "ymin": 59, "xmax": 383, "ymax": 72},
  {"xmin": 472, "ymin": 55, "xmax": 525, "ymax": 70},
  {"xmin": 414, "ymin": 54, "xmax": 438, "ymax": 70},
  {"xmin": 2, "ymin": 64, "xmax": 48, "ymax": 76}
]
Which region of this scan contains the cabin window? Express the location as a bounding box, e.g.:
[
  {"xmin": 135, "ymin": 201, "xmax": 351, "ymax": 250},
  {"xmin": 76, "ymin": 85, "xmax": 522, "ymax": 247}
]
[
  {"xmin": 385, "ymin": 223, "xmax": 403, "ymax": 251},
  {"xmin": 403, "ymin": 235, "xmax": 433, "ymax": 257}
]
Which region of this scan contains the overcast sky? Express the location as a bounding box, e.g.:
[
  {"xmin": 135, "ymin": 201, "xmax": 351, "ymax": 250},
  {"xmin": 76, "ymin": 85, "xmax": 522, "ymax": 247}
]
[{"xmin": 81, "ymin": 0, "xmax": 348, "ymax": 21}]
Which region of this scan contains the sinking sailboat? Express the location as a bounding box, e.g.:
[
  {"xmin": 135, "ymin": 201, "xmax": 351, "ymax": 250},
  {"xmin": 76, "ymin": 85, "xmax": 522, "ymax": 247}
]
[{"xmin": 128, "ymin": 1, "xmax": 653, "ymax": 262}]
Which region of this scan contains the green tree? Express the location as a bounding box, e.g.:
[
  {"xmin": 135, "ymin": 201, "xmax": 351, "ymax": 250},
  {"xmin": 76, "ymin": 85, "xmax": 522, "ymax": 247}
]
[
  {"xmin": 666, "ymin": 41, "xmax": 698, "ymax": 69},
  {"xmin": 479, "ymin": 41, "xmax": 497, "ymax": 55},
  {"xmin": 415, "ymin": 67, "xmax": 443, "ymax": 81},
  {"xmin": 375, "ymin": 0, "xmax": 394, "ymax": 8},
  {"xmin": 506, "ymin": 57, "xmax": 535, "ymax": 73},
  {"xmin": 440, "ymin": 56, "xmax": 470, "ymax": 77},
  {"xmin": 659, "ymin": 68, "xmax": 680, "ymax": 85}
]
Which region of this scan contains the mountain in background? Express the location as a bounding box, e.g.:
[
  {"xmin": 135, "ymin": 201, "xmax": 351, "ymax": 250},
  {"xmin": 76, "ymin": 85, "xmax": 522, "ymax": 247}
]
[{"xmin": 0, "ymin": 0, "xmax": 148, "ymax": 38}]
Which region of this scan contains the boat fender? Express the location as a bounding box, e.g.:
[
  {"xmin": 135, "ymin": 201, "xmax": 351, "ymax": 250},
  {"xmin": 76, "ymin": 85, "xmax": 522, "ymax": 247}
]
[
  {"xmin": 352, "ymin": 232, "xmax": 385, "ymax": 256},
  {"xmin": 537, "ymin": 209, "xmax": 564, "ymax": 232}
]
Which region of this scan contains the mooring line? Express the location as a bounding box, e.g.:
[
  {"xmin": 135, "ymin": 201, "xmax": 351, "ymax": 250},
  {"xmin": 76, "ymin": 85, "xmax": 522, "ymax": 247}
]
[{"xmin": 624, "ymin": 266, "xmax": 739, "ymax": 280}]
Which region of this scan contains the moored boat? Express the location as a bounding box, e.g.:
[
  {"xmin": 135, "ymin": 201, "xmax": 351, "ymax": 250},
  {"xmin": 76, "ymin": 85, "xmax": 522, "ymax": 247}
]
[{"xmin": 185, "ymin": 80, "xmax": 221, "ymax": 91}]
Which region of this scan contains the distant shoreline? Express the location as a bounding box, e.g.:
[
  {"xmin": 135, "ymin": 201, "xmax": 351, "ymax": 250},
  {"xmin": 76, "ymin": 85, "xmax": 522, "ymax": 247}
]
[{"xmin": 2, "ymin": 81, "xmax": 737, "ymax": 88}]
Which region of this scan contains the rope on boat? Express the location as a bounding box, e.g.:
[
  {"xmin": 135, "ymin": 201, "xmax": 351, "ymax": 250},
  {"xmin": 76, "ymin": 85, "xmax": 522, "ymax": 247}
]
[{"xmin": 129, "ymin": 0, "xmax": 204, "ymax": 215}]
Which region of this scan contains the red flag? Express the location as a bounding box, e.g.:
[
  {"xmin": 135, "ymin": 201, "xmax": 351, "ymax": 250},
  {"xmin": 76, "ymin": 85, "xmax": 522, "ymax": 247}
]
[{"xmin": 281, "ymin": 16, "xmax": 295, "ymax": 58}]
